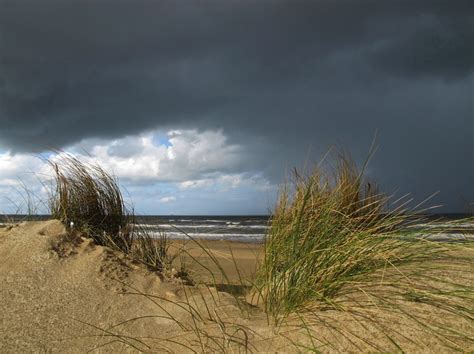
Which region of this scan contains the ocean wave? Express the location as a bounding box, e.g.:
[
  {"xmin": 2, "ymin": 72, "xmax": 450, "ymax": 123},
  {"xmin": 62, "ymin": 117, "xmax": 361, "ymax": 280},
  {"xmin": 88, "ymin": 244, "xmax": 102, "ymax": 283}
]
[
  {"xmin": 136, "ymin": 223, "xmax": 268, "ymax": 230},
  {"xmin": 147, "ymin": 231, "xmax": 265, "ymax": 241},
  {"xmin": 407, "ymin": 222, "xmax": 474, "ymax": 229},
  {"xmin": 410, "ymin": 232, "xmax": 474, "ymax": 242}
]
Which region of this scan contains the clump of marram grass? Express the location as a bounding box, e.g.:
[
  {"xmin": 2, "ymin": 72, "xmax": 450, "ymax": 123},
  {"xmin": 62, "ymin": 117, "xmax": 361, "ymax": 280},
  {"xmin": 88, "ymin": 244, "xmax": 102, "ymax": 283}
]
[
  {"xmin": 50, "ymin": 154, "xmax": 132, "ymax": 251},
  {"xmin": 251, "ymin": 151, "xmax": 474, "ymax": 351},
  {"xmin": 49, "ymin": 154, "xmax": 169, "ymax": 272},
  {"xmin": 256, "ymin": 151, "xmax": 472, "ymax": 324},
  {"xmin": 129, "ymin": 224, "xmax": 172, "ymax": 273},
  {"xmin": 256, "ymin": 152, "xmax": 404, "ymax": 316},
  {"xmin": 46, "ymin": 152, "xmax": 473, "ymax": 351}
]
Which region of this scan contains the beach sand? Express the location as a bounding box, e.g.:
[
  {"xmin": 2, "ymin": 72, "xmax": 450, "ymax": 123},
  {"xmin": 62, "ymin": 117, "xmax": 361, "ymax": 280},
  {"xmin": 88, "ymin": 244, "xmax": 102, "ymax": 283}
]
[
  {"xmin": 167, "ymin": 239, "xmax": 263, "ymax": 285},
  {"xmin": 1, "ymin": 221, "xmax": 472, "ymax": 352}
]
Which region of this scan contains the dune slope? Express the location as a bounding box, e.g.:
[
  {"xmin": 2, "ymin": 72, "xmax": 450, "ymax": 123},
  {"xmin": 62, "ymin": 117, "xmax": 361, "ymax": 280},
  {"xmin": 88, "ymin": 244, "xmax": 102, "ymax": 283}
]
[
  {"xmin": 0, "ymin": 221, "xmax": 262, "ymax": 352},
  {"xmin": 1, "ymin": 221, "xmax": 472, "ymax": 352}
]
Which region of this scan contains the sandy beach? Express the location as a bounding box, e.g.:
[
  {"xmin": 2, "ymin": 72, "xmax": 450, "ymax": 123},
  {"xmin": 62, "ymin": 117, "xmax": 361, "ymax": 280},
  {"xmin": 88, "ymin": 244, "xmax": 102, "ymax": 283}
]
[
  {"xmin": 168, "ymin": 239, "xmax": 263, "ymax": 286},
  {"xmin": 0, "ymin": 220, "xmax": 472, "ymax": 352},
  {"xmin": 1, "ymin": 1, "xmax": 472, "ymax": 351}
]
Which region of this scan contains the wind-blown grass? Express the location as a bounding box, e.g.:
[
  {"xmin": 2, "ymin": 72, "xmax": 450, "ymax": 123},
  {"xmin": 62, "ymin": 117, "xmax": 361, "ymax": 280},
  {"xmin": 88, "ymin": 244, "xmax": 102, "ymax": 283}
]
[
  {"xmin": 257, "ymin": 152, "xmax": 407, "ymax": 316},
  {"xmin": 49, "ymin": 154, "xmax": 169, "ymax": 272},
  {"xmin": 50, "ymin": 154, "xmax": 132, "ymax": 251},
  {"xmin": 46, "ymin": 151, "xmax": 473, "ymax": 351},
  {"xmin": 256, "ymin": 150, "xmax": 473, "ymax": 341}
]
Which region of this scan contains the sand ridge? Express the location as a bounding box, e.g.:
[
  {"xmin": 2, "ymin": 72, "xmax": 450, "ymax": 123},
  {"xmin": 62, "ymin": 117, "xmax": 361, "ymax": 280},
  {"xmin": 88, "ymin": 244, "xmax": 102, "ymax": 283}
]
[
  {"xmin": 1, "ymin": 220, "xmax": 472, "ymax": 352},
  {"xmin": 0, "ymin": 221, "xmax": 259, "ymax": 352}
]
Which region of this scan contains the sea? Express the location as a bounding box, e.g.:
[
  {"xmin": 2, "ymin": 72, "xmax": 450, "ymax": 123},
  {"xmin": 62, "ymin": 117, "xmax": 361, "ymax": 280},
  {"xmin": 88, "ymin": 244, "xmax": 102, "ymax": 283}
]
[
  {"xmin": 1, "ymin": 214, "xmax": 472, "ymax": 243},
  {"xmin": 0, "ymin": 215, "xmax": 269, "ymax": 243},
  {"xmin": 134, "ymin": 215, "xmax": 269, "ymax": 242}
]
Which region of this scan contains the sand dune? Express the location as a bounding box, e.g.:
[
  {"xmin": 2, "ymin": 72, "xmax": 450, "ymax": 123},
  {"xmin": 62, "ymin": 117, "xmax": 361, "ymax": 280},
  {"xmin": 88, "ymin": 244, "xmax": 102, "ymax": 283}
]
[
  {"xmin": 1, "ymin": 221, "xmax": 472, "ymax": 352},
  {"xmin": 0, "ymin": 221, "xmax": 268, "ymax": 352}
]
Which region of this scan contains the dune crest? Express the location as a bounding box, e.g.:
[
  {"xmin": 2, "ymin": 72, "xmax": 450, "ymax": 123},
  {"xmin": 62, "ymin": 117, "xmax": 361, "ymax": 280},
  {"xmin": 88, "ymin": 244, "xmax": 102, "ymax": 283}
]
[{"xmin": 0, "ymin": 221, "xmax": 249, "ymax": 352}]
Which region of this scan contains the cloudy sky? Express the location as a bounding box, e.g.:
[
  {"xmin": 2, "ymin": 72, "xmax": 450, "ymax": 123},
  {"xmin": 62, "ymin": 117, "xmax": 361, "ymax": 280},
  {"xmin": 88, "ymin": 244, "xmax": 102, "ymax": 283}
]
[{"xmin": 0, "ymin": 0, "xmax": 472, "ymax": 215}]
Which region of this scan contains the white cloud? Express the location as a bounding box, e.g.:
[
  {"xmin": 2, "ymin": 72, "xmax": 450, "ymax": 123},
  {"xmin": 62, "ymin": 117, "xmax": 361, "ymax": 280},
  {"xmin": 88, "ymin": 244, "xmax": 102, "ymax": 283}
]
[
  {"xmin": 0, "ymin": 151, "xmax": 52, "ymax": 214},
  {"xmin": 178, "ymin": 179, "xmax": 214, "ymax": 190},
  {"xmin": 0, "ymin": 152, "xmax": 49, "ymax": 181},
  {"xmin": 159, "ymin": 196, "xmax": 176, "ymax": 203},
  {"xmin": 0, "ymin": 128, "xmax": 276, "ymax": 214},
  {"xmin": 178, "ymin": 173, "xmax": 275, "ymax": 193},
  {"xmin": 70, "ymin": 129, "xmax": 245, "ymax": 183}
]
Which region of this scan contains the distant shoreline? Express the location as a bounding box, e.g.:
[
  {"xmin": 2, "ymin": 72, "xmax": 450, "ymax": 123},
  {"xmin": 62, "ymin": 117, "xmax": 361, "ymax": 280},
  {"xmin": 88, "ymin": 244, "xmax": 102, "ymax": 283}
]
[
  {"xmin": 2, "ymin": 213, "xmax": 472, "ymax": 218},
  {"xmin": 2, "ymin": 214, "xmax": 472, "ymax": 244}
]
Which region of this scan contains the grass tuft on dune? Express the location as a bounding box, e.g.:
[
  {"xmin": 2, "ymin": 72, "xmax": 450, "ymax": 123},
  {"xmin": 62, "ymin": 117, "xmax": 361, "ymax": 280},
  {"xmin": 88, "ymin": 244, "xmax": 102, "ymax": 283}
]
[
  {"xmin": 255, "ymin": 150, "xmax": 473, "ymax": 349},
  {"xmin": 49, "ymin": 154, "xmax": 170, "ymax": 272},
  {"xmin": 257, "ymin": 151, "xmax": 407, "ymax": 315},
  {"xmin": 33, "ymin": 150, "xmax": 472, "ymax": 351}
]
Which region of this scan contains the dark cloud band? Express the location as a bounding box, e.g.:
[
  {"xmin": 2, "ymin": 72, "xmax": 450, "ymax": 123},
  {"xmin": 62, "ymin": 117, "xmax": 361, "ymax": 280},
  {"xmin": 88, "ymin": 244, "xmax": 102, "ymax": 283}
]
[{"xmin": 0, "ymin": 0, "xmax": 472, "ymax": 211}]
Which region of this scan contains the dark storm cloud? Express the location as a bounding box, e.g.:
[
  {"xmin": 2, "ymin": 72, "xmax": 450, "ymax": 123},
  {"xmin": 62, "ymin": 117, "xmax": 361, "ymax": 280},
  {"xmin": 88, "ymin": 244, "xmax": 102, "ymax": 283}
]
[{"xmin": 0, "ymin": 0, "xmax": 473, "ymax": 211}]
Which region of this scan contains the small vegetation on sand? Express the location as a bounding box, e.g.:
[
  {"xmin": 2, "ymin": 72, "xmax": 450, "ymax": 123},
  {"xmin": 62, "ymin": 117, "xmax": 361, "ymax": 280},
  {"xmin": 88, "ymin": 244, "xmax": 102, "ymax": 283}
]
[
  {"xmin": 256, "ymin": 151, "xmax": 407, "ymax": 315},
  {"xmin": 45, "ymin": 150, "xmax": 473, "ymax": 351},
  {"xmin": 49, "ymin": 154, "xmax": 170, "ymax": 272},
  {"xmin": 254, "ymin": 150, "xmax": 473, "ymax": 349}
]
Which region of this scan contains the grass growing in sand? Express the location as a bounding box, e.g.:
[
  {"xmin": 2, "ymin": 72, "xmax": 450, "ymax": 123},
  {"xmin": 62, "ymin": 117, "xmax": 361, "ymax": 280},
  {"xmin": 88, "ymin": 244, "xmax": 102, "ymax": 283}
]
[
  {"xmin": 256, "ymin": 151, "xmax": 414, "ymax": 317},
  {"xmin": 49, "ymin": 154, "xmax": 170, "ymax": 272},
  {"xmin": 252, "ymin": 150, "xmax": 473, "ymax": 350},
  {"xmin": 43, "ymin": 150, "xmax": 473, "ymax": 351}
]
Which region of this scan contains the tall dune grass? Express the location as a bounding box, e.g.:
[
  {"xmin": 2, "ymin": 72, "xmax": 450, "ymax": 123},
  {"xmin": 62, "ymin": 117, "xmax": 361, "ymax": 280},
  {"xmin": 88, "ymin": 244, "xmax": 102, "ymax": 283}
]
[
  {"xmin": 256, "ymin": 151, "xmax": 471, "ymax": 324},
  {"xmin": 47, "ymin": 152, "xmax": 473, "ymax": 351},
  {"xmin": 50, "ymin": 154, "xmax": 132, "ymax": 251},
  {"xmin": 49, "ymin": 154, "xmax": 169, "ymax": 272}
]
